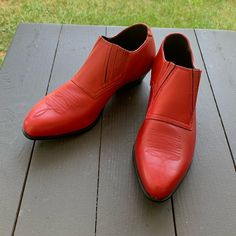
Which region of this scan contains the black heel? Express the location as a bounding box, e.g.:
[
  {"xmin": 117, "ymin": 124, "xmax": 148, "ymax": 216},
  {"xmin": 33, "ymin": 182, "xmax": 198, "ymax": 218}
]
[{"xmin": 118, "ymin": 74, "xmax": 146, "ymax": 92}]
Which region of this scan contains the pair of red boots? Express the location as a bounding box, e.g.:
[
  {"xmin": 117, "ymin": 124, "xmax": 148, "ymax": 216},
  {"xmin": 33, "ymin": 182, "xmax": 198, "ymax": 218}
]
[{"xmin": 23, "ymin": 24, "xmax": 201, "ymax": 202}]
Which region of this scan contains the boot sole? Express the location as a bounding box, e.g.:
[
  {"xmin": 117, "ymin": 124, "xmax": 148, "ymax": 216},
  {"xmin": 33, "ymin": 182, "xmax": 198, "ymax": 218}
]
[{"xmin": 22, "ymin": 76, "xmax": 145, "ymax": 140}]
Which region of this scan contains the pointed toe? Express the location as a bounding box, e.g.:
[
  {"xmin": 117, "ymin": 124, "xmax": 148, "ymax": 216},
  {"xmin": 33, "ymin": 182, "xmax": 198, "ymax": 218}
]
[
  {"xmin": 23, "ymin": 100, "xmax": 57, "ymax": 139},
  {"xmin": 144, "ymin": 178, "xmax": 174, "ymax": 202},
  {"xmin": 23, "ymin": 115, "xmax": 38, "ymax": 139},
  {"xmin": 134, "ymin": 136, "xmax": 182, "ymax": 201}
]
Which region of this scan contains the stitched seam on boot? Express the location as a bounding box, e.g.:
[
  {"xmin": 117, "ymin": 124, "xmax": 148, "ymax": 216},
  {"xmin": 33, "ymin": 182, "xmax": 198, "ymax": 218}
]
[
  {"xmin": 153, "ymin": 64, "xmax": 176, "ymax": 101},
  {"xmin": 104, "ymin": 45, "xmax": 113, "ymax": 83}
]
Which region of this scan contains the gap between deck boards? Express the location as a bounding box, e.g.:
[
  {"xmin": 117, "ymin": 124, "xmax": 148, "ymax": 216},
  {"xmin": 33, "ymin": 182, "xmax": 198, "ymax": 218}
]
[
  {"xmin": 194, "ymin": 29, "xmax": 236, "ymax": 172},
  {"xmin": 11, "ymin": 24, "xmax": 63, "ymax": 235}
]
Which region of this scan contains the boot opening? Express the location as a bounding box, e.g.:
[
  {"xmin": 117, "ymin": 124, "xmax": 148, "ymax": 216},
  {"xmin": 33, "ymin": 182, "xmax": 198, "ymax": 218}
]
[
  {"xmin": 103, "ymin": 24, "xmax": 148, "ymax": 51},
  {"xmin": 164, "ymin": 34, "xmax": 193, "ymax": 68}
]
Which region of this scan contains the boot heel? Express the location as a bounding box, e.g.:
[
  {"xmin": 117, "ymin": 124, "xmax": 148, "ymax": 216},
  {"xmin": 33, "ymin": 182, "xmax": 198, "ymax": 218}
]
[{"xmin": 118, "ymin": 74, "xmax": 146, "ymax": 92}]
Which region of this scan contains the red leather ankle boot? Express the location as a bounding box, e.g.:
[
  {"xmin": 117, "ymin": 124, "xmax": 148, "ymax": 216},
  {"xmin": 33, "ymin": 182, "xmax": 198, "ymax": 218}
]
[
  {"xmin": 133, "ymin": 33, "xmax": 201, "ymax": 201},
  {"xmin": 23, "ymin": 24, "xmax": 156, "ymax": 139}
]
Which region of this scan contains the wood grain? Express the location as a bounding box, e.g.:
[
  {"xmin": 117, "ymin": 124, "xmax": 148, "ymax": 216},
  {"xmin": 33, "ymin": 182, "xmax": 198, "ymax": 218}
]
[
  {"xmin": 0, "ymin": 24, "xmax": 61, "ymax": 236},
  {"xmin": 195, "ymin": 29, "xmax": 236, "ymax": 169}
]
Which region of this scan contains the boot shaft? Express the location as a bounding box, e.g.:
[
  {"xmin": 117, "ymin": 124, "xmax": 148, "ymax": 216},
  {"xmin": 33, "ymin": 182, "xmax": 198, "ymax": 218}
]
[{"xmin": 147, "ymin": 33, "xmax": 201, "ymax": 129}]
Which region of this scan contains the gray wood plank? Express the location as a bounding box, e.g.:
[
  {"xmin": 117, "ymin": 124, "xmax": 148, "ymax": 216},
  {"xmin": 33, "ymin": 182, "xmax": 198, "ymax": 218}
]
[
  {"xmin": 96, "ymin": 26, "xmax": 176, "ymax": 236},
  {"xmin": 151, "ymin": 29, "xmax": 236, "ymax": 235},
  {"xmin": 195, "ymin": 29, "xmax": 236, "ymax": 169},
  {"xmin": 14, "ymin": 25, "xmax": 106, "ymax": 236},
  {"xmin": 0, "ymin": 24, "xmax": 61, "ymax": 236}
]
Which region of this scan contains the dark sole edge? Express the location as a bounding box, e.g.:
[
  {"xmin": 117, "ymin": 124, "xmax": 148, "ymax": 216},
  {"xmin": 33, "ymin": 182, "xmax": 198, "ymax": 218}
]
[
  {"xmin": 132, "ymin": 145, "xmax": 192, "ymax": 203},
  {"xmin": 22, "ymin": 110, "xmax": 103, "ymax": 140},
  {"xmin": 22, "ymin": 76, "xmax": 145, "ymax": 140}
]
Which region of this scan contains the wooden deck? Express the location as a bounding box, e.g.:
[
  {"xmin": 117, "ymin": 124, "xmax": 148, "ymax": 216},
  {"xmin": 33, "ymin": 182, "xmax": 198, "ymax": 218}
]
[{"xmin": 0, "ymin": 24, "xmax": 235, "ymax": 236}]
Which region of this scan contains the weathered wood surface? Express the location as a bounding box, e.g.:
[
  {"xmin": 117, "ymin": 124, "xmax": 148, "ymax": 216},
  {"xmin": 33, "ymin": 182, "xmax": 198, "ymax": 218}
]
[
  {"xmin": 0, "ymin": 24, "xmax": 61, "ymax": 236},
  {"xmin": 0, "ymin": 24, "xmax": 235, "ymax": 236},
  {"xmin": 195, "ymin": 29, "xmax": 236, "ymax": 169}
]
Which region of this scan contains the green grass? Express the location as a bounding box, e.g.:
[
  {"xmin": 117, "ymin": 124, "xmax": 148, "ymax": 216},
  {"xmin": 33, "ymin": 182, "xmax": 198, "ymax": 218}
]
[{"xmin": 1, "ymin": 0, "xmax": 236, "ymax": 66}]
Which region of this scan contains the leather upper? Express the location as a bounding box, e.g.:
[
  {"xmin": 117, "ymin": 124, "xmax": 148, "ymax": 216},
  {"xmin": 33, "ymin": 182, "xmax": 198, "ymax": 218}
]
[
  {"xmin": 134, "ymin": 33, "xmax": 201, "ymax": 201},
  {"xmin": 23, "ymin": 24, "xmax": 156, "ymax": 138}
]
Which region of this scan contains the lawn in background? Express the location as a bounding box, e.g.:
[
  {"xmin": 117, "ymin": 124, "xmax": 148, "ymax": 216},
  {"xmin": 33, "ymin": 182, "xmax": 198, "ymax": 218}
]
[{"xmin": 1, "ymin": 0, "xmax": 236, "ymax": 66}]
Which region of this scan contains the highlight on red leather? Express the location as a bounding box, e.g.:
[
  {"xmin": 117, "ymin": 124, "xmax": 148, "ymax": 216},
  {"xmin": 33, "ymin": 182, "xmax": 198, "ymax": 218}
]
[
  {"xmin": 133, "ymin": 33, "xmax": 202, "ymax": 202},
  {"xmin": 23, "ymin": 23, "xmax": 156, "ymax": 139}
]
